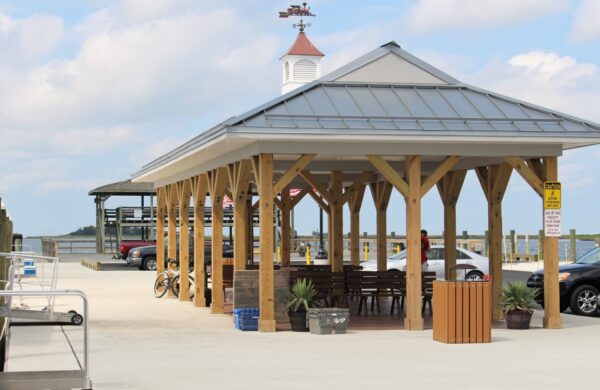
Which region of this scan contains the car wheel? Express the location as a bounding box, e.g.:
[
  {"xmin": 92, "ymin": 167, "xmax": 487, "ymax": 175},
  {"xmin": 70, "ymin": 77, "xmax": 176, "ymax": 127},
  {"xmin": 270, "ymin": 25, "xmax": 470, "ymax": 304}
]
[
  {"xmin": 465, "ymin": 270, "xmax": 484, "ymax": 281},
  {"xmin": 569, "ymin": 285, "xmax": 599, "ymax": 316},
  {"xmin": 143, "ymin": 257, "xmax": 157, "ymax": 271}
]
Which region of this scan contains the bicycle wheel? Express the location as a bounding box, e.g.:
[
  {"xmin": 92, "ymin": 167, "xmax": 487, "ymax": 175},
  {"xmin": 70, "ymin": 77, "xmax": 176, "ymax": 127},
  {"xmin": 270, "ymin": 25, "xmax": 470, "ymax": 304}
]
[
  {"xmin": 153, "ymin": 272, "xmax": 169, "ymax": 298},
  {"xmin": 188, "ymin": 276, "xmax": 195, "ymax": 301},
  {"xmin": 172, "ymin": 275, "xmax": 181, "ymax": 297}
]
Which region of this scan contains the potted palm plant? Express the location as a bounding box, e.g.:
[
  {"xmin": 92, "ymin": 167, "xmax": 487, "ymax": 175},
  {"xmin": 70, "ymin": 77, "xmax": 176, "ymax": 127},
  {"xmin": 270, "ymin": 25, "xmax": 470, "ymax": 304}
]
[
  {"xmin": 501, "ymin": 282, "xmax": 540, "ymax": 329},
  {"xmin": 284, "ymin": 278, "xmax": 318, "ymax": 332}
]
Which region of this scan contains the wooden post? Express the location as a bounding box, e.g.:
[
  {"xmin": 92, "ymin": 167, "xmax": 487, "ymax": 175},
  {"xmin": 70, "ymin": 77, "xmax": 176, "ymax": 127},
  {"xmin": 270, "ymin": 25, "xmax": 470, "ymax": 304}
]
[
  {"xmin": 156, "ymin": 188, "xmax": 166, "ymax": 274},
  {"xmin": 177, "ymin": 180, "xmax": 192, "ymax": 301},
  {"xmin": 370, "ymin": 181, "xmax": 393, "ymax": 272},
  {"xmin": 228, "ymin": 160, "xmax": 252, "ymax": 271},
  {"xmin": 166, "ymin": 185, "xmax": 178, "ymax": 296},
  {"xmin": 405, "ymin": 156, "xmax": 423, "ymax": 330},
  {"xmin": 208, "ymin": 168, "xmax": 228, "ymax": 314},
  {"xmin": 349, "ymin": 185, "xmax": 366, "ymax": 266},
  {"xmin": 569, "ymin": 229, "xmax": 576, "ymax": 262},
  {"xmin": 280, "ymin": 186, "xmax": 291, "ymax": 266},
  {"xmin": 253, "ymin": 154, "xmax": 276, "ymax": 332},
  {"xmin": 543, "ymin": 156, "xmax": 562, "ymax": 329},
  {"xmin": 329, "ymin": 171, "xmax": 344, "ymax": 272},
  {"xmin": 477, "ymin": 164, "xmax": 512, "ymax": 320},
  {"xmin": 437, "ymin": 170, "xmax": 467, "ymax": 280},
  {"xmin": 191, "ymin": 175, "xmax": 208, "ymax": 307}
]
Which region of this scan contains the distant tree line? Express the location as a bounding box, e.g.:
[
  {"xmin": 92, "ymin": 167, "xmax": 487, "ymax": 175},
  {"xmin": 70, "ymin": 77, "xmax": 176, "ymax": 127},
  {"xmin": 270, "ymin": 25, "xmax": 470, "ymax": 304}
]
[{"xmin": 68, "ymin": 225, "xmax": 145, "ymax": 236}]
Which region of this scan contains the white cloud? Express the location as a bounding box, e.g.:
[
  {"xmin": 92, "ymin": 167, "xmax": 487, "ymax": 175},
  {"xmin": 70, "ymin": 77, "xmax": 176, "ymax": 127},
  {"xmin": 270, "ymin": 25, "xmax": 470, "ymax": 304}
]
[
  {"xmin": 570, "ymin": 0, "xmax": 600, "ymax": 42},
  {"xmin": 0, "ymin": 12, "xmax": 63, "ymax": 65},
  {"xmin": 407, "ymin": 0, "xmax": 568, "ymax": 33},
  {"xmin": 466, "ymin": 51, "xmax": 600, "ymax": 123}
]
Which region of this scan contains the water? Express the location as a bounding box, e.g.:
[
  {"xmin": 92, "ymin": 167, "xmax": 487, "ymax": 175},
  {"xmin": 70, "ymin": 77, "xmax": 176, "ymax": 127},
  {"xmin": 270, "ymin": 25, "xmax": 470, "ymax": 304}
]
[
  {"xmin": 22, "ymin": 238, "xmax": 42, "ymax": 254},
  {"xmin": 502, "ymin": 238, "xmax": 596, "ymax": 261}
]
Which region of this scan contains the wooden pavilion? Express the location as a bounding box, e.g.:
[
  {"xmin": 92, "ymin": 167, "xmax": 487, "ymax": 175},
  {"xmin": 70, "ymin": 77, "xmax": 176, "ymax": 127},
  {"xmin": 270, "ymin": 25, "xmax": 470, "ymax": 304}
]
[{"xmin": 132, "ymin": 42, "xmax": 600, "ymax": 332}]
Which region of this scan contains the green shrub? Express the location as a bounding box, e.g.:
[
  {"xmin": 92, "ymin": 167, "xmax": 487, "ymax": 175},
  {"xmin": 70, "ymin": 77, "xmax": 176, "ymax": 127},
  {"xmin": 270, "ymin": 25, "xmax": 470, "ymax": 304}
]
[
  {"xmin": 501, "ymin": 282, "xmax": 539, "ymax": 313},
  {"xmin": 284, "ymin": 278, "xmax": 319, "ymax": 313}
]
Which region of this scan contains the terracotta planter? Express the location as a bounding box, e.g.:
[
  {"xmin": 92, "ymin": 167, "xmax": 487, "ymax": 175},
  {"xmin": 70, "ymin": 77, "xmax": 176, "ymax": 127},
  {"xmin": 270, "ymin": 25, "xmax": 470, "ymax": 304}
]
[
  {"xmin": 288, "ymin": 311, "xmax": 309, "ymax": 332},
  {"xmin": 505, "ymin": 310, "xmax": 533, "ymax": 329}
]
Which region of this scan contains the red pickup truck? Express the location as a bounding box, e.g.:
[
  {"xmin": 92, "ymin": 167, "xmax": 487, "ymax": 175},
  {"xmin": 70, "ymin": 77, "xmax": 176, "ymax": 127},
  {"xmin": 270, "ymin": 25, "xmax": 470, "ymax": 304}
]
[{"xmin": 118, "ymin": 240, "xmax": 156, "ymax": 259}]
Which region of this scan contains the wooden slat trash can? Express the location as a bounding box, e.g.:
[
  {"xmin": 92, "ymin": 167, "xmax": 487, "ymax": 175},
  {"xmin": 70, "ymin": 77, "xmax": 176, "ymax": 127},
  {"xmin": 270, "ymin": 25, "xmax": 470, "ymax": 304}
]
[{"xmin": 433, "ymin": 281, "xmax": 491, "ymax": 344}]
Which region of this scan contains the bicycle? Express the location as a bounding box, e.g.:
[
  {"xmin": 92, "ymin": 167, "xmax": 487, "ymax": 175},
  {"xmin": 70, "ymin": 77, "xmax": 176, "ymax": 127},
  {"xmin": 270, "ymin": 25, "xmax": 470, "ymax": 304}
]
[{"xmin": 153, "ymin": 259, "xmax": 195, "ymax": 300}]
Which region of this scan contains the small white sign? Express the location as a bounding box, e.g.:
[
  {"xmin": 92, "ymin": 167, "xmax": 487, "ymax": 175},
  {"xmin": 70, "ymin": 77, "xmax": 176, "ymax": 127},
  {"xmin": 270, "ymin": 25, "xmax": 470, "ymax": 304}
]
[
  {"xmin": 544, "ymin": 209, "xmax": 561, "ymax": 237},
  {"xmin": 134, "ymin": 209, "xmax": 142, "ymax": 218}
]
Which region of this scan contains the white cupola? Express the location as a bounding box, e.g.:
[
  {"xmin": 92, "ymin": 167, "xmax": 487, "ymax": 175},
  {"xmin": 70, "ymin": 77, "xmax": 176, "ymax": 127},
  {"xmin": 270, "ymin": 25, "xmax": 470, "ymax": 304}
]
[{"xmin": 280, "ymin": 31, "xmax": 324, "ymax": 95}]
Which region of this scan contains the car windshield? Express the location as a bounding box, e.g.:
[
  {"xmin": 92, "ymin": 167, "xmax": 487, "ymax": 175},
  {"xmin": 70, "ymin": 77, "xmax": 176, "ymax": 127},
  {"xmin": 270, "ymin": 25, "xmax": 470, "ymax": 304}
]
[
  {"xmin": 389, "ymin": 250, "xmax": 407, "ymax": 260},
  {"xmin": 576, "ymin": 247, "xmax": 600, "ymax": 265}
]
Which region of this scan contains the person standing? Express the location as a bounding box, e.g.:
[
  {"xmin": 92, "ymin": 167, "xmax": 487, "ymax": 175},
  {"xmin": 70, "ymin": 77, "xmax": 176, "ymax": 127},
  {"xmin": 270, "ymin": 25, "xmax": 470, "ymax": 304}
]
[{"xmin": 421, "ymin": 229, "xmax": 430, "ymax": 271}]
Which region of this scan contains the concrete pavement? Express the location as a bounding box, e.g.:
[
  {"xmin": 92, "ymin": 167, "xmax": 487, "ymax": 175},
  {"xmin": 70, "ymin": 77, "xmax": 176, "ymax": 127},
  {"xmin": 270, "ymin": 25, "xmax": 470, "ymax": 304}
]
[{"xmin": 4, "ymin": 260, "xmax": 598, "ymax": 390}]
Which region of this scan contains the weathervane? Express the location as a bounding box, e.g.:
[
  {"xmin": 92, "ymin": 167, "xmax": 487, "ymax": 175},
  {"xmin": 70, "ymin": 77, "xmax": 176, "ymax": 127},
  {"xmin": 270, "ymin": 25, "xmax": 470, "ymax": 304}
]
[{"xmin": 278, "ymin": 2, "xmax": 315, "ymax": 32}]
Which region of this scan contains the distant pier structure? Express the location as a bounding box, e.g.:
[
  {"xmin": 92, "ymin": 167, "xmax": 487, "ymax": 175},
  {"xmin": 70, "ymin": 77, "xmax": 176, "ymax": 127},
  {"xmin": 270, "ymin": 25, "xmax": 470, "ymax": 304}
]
[{"xmin": 89, "ymin": 180, "xmax": 156, "ymax": 253}]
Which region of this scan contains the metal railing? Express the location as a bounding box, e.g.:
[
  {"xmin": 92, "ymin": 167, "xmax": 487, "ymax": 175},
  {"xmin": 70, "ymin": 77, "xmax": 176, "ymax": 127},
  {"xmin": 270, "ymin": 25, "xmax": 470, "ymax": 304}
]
[{"xmin": 0, "ymin": 289, "xmax": 91, "ymax": 390}]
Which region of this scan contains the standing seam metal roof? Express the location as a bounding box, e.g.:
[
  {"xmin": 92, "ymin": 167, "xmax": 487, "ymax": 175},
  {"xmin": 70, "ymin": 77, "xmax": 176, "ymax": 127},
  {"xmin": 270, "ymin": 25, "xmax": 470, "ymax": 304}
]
[{"xmin": 133, "ymin": 42, "xmax": 600, "ymax": 179}]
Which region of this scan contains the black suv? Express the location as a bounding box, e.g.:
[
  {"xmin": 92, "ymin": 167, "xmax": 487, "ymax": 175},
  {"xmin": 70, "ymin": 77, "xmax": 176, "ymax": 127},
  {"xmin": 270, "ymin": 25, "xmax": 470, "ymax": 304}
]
[
  {"xmin": 527, "ymin": 247, "xmax": 600, "ymax": 316},
  {"xmin": 127, "ymin": 241, "xmax": 233, "ymax": 271}
]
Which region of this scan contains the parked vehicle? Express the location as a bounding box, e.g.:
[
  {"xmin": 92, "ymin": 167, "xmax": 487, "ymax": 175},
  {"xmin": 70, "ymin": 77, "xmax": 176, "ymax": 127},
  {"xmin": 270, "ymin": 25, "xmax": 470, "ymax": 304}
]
[
  {"xmin": 527, "ymin": 246, "xmax": 600, "ymax": 316},
  {"xmin": 361, "ymin": 245, "xmax": 489, "ymax": 280},
  {"xmin": 126, "ymin": 241, "xmax": 233, "ymax": 271},
  {"xmin": 118, "ymin": 240, "xmax": 156, "ymax": 259}
]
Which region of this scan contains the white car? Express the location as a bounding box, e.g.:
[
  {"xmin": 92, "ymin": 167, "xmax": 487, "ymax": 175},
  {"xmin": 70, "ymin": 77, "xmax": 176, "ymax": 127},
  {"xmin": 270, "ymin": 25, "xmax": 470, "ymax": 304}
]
[{"xmin": 362, "ymin": 245, "xmax": 489, "ymax": 280}]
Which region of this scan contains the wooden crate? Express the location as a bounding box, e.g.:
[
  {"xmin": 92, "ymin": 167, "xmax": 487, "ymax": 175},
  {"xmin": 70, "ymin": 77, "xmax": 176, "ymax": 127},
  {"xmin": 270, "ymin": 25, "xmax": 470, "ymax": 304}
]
[
  {"xmin": 433, "ymin": 281, "xmax": 491, "ymax": 344},
  {"xmin": 233, "ymin": 269, "xmax": 290, "ymax": 323}
]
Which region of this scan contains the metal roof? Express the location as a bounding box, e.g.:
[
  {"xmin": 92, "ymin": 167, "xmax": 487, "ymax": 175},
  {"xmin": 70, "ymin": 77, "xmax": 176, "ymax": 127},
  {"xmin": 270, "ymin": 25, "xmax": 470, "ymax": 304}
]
[
  {"xmin": 89, "ymin": 179, "xmax": 155, "ymax": 196},
  {"xmin": 132, "ymin": 41, "xmax": 600, "ymax": 182}
]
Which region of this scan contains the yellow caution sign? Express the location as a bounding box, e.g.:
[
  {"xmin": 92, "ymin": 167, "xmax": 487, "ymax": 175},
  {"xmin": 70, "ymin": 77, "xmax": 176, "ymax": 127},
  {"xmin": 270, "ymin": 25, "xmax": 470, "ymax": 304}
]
[{"xmin": 544, "ymin": 182, "xmax": 561, "ymax": 209}]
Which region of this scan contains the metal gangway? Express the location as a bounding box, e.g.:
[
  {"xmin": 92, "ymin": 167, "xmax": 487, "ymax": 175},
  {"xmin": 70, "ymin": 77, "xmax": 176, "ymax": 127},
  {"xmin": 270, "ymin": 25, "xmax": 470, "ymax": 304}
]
[
  {"xmin": 0, "ymin": 290, "xmax": 92, "ymax": 390},
  {"xmin": 0, "ymin": 252, "xmax": 83, "ymax": 325}
]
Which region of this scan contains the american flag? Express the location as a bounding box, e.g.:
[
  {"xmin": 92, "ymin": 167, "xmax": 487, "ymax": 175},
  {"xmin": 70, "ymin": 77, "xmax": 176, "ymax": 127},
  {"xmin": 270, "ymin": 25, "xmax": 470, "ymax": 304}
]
[
  {"xmin": 289, "ymin": 188, "xmax": 302, "ymax": 197},
  {"xmin": 223, "ymin": 195, "xmax": 234, "ymax": 208}
]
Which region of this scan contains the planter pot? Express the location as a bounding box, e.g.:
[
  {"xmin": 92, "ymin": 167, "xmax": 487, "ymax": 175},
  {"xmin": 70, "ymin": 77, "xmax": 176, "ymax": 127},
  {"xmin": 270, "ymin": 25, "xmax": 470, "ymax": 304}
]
[
  {"xmin": 505, "ymin": 310, "xmax": 533, "ymax": 329},
  {"xmin": 288, "ymin": 311, "xmax": 309, "ymax": 332}
]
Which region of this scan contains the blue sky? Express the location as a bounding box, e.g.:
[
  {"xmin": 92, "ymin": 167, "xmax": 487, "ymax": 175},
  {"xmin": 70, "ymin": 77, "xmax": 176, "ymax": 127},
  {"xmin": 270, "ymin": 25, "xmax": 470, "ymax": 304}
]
[{"xmin": 1, "ymin": 0, "xmax": 600, "ymax": 237}]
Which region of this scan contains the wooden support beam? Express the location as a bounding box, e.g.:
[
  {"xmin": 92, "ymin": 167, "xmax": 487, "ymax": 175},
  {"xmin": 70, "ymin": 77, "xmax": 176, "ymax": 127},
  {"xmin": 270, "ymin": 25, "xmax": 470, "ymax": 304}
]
[
  {"xmin": 257, "ymin": 154, "xmax": 276, "ymax": 332},
  {"xmin": 420, "ymin": 156, "xmax": 461, "ymax": 198},
  {"xmin": 289, "ymin": 185, "xmax": 311, "ymax": 209},
  {"xmin": 307, "ymin": 188, "xmax": 330, "ymax": 212},
  {"xmin": 477, "ymin": 164, "xmax": 512, "ymax": 320},
  {"xmin": 229, "ymin": 160, "xmax": 252, "ymax": 271},
  {"xmin": 273, "ymin": 197, "xmax": 283, "ymax": 210},
  {"xmin": 543, "ymin": 156, "xmax": 562, "ymax": 329},
  {"xmin": 436, "ymin": 170, "xmax": 467, "ymax": 280},
  {"xmin": 299, "ymin": 170, "xmax": 333, "ymax": 203},
  {"xmin": 405, "ymin": 156, "xmax": 423, "ymax": 330},
  {"xmin": 280, "ymin": 186, "xmax": 291, "ymax": 266},
  {"xmin": 505, "ymin": 156, "xmax": 544, "ymax": 197},
  {"xmin": 208, "ymin": 167, "xmax": 228, "ymax": 314},
  {"xmin": 339, "ymin": 171, "xmax": 373, "ymax": 205},
  {"xmin": 527, "ymin": 158, "xmax": 546, "ymax": 182},
  {"xmin": 330, "ymin": 171, "xmax": 344, "ymax": 273},
  {"xmin": 273, "ymin": 154, "xmax": 316, "ymax": 195},
  {"xmin": 475, "ymin": 167, "xmax": 491, "ymax": 203},
  {"xmin": 349, "ymin": 184, "xmax": 366, "ymax": 267},
  {"xmin": 191, "ymin": 174, "xmax": 208, "ymax": 307},
  {"xmin": 367, "ymin": 155, "xmax": 409, "ymax": 198},
  {"xmin": 177, "ymin": 179, "xmax": 192, "ymax": 302},
  {"xmin": 156, "ymin": 187, "xmax": 166, "ymax": 275},
  {"xmin": 370, "ymin": 181, "xmax": 393, "ymax": 271}
]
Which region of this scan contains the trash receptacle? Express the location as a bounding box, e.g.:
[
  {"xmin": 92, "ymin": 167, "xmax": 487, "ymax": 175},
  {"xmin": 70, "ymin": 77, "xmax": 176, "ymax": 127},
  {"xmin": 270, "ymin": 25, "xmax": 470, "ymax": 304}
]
[{"xmin": 307, "ymin": 308, "xmax": 350, "ymax": 335}]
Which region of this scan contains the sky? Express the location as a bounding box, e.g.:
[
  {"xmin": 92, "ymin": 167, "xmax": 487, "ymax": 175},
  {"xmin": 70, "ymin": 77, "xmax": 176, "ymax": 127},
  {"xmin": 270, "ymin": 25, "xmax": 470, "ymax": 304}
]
[{"xmin": 1, "ymin": 0, "xmax": 600, "ymax": 237}]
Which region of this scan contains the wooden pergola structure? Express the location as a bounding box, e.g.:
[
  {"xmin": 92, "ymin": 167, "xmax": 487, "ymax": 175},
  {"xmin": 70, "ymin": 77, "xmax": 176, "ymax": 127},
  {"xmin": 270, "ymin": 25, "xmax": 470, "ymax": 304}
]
[{"xmin": 132, "ymin": 42, "xmax": 600, "ymax": 332}]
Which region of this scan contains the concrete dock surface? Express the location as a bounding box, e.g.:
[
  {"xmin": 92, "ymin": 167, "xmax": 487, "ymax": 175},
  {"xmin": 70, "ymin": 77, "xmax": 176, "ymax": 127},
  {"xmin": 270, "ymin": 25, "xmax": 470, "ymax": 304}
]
[{"xmin": 4, "ymin": 259, "xmax": 598, "ymax": 390}]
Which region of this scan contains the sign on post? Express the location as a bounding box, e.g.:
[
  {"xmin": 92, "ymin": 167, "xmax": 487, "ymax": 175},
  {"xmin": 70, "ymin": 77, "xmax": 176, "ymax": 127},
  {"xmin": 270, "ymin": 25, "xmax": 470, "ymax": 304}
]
[
  {"xmin": 544, "ymin": 182, "xmax": 561, "ymax": 209},
  {"xmin": 544, "ymin": 182, "xmax": 561, "ymax": 237}
]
